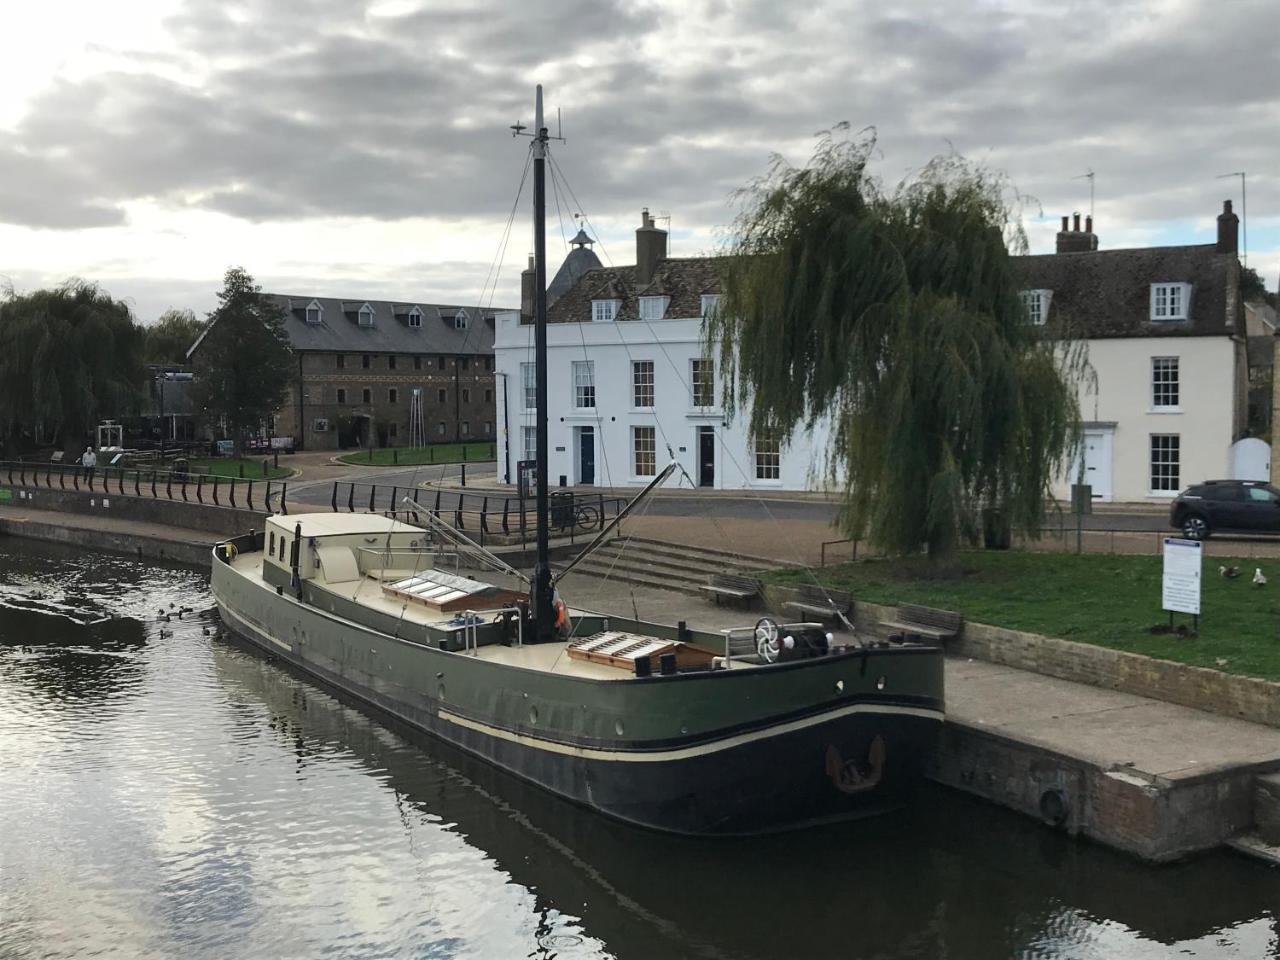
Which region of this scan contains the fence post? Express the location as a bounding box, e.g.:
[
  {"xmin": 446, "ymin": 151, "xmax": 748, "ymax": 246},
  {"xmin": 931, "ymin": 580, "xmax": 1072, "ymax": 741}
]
[
  {"xmin": 135, "ymin": 470, "xmax": 141, "ymax": 497},
  {"xmin": 368, "ymin": 484, "xmax": 376, "ymax": 513},
  {"xmin": 229, "ymin": 478, "xmax": 237, "ymax": 509},
  {"xmin": 262, "ymin": 459, "xmax": 267, "ymax": 479},
  {"xmin": 248, "ymin": 481, "xmax": 256, "ymax": 510},
  {"xmin": 196, "ymin": 475, "xmax": 203, "ymax": 503},
  {"xmin": 481, "ymin": 496, "xmax": 489, "ymax": 534},
  {"xmin": 502, "ymin": 498, "xmax": 509, "ymax": 534},
  {"xmin": 393, "ymin": 449, "xmax": 398, "ymax": 466},
  {"xmin": 59, "ymin": 465, "xmax": 66, "ymax": 490},
  {"xmin": 166, "ymin": 470, "xmax": 173, "ymax": 500},
  {"xmin": 433, "ymin": 489, "xmax": 441, "ymax": 513},
  {"xmin": 181, "ymin": 476, "xmax": 187, "ymax": 502},
  {"xmin": 280, "ymin": 483, "xmax": 288, "ymax": 515},
  {"xmin": 347, "ymin": 483, "xmax": 354, "ymax": 512},
  {"xmin": 598, "ymin": 493, "xmax": 605, "ymax": 531},
  {"xmin": 331, "ymin": 482, "xmax": 338, "ymax": 511},
  {"xmin": 212, "ymin": 475, "xmax": 220, "ymax": 506},
  {"xmin": 151, "ymin": 470, "xmax": 158, "ymax": 498},
  {"xmin": 389, "ymin": 485, "xmax": 398, "ymax": 513},
  {"xmin": 461, "ymin": 463, "xmax": 466, "ymax": 487},
  {"xmin": 5, "ymin": 462, "xmax": 11, "ymax": 484},
  {"xmin": 18, "ymin": 462, "xmax": 25, "ymax": 486}
]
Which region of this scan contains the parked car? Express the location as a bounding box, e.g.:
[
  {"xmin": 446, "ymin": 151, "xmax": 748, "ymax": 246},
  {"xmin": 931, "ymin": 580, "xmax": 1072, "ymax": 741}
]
[{"xmin": 1169, "ymin": 480, "xmax": 1280, "ymax": 540}]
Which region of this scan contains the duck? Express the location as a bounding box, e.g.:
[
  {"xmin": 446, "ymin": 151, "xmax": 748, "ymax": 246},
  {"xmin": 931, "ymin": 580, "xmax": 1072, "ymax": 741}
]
[{"xmin": 1219, "ymin": 565, "xmax": 1240, "ymax": 579}]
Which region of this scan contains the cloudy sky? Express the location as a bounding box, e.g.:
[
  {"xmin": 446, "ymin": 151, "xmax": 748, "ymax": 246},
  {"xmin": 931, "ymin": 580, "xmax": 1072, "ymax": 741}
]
[{"xmin": 2, "ymin": 0, "xmax": 1276, "ymax": 322}]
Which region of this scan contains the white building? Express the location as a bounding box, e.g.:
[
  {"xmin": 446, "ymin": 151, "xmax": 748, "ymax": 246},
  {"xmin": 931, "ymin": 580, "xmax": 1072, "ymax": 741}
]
[
  {"xmin": 494, "ymin": 213, "xmax": 834, "ymax": 490},
  {"xmin": 1020, "ymin": 204, "xmax": 1249, "ymax": 502}
]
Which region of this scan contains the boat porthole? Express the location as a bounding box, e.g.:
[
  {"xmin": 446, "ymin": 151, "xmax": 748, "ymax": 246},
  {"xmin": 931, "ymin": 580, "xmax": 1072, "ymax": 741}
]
[
  {"xmin": 835, "ymin": 680, "xmax": 845, "ymax": 693},
  {"xmin": 438, "ymin": 684, "xmax": 445, "ymax": 701},
  {"xmin": 529, "ymin": 705, "xmax": 538, "ymax": 725},
  {"xmin": 876, "ymin": 676, "xmax": 886, "ymax": 690},
  {"xmin": 615, "ymin": 719, "xmax": 625, "ymax": 736},
  {"xmin": 680, "ymin": 725, "xmax": 687, "ymax": 734}
]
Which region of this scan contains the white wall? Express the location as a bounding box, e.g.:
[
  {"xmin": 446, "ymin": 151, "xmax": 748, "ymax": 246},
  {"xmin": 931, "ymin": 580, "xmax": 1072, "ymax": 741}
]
[
  {"xmin": 494, "ymin": 311, "xmax": 835, "ymax": 491},
  {"xmin": 1062, "ymin": 336, "xmax": 1238, "ymax": 502}
]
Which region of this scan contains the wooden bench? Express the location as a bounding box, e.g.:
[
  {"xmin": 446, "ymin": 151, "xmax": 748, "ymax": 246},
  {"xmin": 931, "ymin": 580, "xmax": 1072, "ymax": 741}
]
[
  {"xmin": 700, "ymin": 573, "xmax": 763, "ymax": 607},
  {"xmin": 879, "ymin": 603, "xmax": 963, "ymax": 642},
  {"xmin": 782, "ymin": 584, "xmax": 853, "ymax": 624}
]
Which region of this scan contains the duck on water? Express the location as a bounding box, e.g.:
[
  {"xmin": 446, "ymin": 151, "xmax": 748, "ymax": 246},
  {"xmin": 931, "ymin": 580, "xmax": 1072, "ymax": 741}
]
[{"xmin": 210, "ymin": 86, "xmax": 944, "ymax": 836}]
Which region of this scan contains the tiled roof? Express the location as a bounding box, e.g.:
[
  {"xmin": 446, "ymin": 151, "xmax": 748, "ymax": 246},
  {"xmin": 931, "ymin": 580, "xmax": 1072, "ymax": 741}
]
[
  {"xmin": 265, "ymin": 295, "xmax": 507, "ymax": 354},
  {"xmin": 1015, "ymin": 245, "xmax": 1237, "ymax": 338},
  {"xmin": 546, "ymin": 256, "xmax": 725, "ymax": 323}
]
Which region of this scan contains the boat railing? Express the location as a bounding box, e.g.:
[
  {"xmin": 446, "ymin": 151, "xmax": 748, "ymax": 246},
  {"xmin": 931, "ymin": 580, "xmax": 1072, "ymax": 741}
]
[
  {"xmin": 719, "ymin": 626, "xmax": 761, "ymax": 665},
  {"xmin": 460, "ymin": 607, "xmax": 524, "ymax": 653}
]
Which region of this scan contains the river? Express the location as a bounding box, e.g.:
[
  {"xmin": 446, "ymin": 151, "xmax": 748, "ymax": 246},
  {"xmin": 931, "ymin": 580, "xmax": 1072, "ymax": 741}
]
[{"xmin": 0, "ymin": 539, "xmax": 1276, "ymax": 959}]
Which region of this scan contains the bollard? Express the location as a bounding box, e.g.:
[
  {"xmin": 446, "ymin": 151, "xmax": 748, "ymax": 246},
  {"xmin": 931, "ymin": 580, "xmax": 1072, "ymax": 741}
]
[
  {"xmin": 369, "ymin": 447, "xmax": 374, "ymax": 463},
  {"xmin": 430, "ymin": 446, "xmax": 436, "ymax": 464},
  {"xmin": 239, "ymin": 462, "xmax": 245, "ymax": 479},
  {"xmin": 274, "ymin": 451, "xmax": 279, "ymax": 470},
  {"xmin": 461, "ymin": 463, "xmax": 466, "ymax": 487},
  {"xmin": 393, "ymin": 449, "xmax": 398, "ymax": 466}
]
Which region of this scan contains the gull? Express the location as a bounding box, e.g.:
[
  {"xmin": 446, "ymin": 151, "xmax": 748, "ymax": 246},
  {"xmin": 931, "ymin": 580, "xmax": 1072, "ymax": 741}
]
[{"xmin": 1253, "ymin": 568, "xmax": 1267, "ymax": 587}]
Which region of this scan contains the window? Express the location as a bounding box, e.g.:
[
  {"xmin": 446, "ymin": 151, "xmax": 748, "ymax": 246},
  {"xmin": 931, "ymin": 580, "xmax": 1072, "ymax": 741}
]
[
  {"xmin": 389, "ymin": 388, "xmax": 398, "ymax": 404},
  {"xmin": 1247, "ymin": 487, "xmax": 1278, "ymax": 504},
  {"xmin": 279, "ymin": 535, "xmax": 286, "ymax": 562},
  {"xmin": 336, "ymin": 388, "xmax": 347, "ymax": 404},
  {"xmin": 362, "ymin": 388, "xmax": 371, "ymax": 404},
  {"xmin": 522, "ymin": 426, "xmax": 537, "ymax": 462},
  {"xmin": 521, "ymin": 363, "xmax": 536, "ymax": 409},
  {"xmin": 408, "ymin": 307, "xmax": 423, "ymax": 328},
  {"xmin": 455, "ymin": 311, "xmax": 469, "ymax": 330},
  {"xmin": 573, "ymin": 360, "xmax": 595, "ymax": 408},
  {"xmin": 592, "ymin": 299, "xmax": 619, "ymax": 322},
  {"xmin": 388, "ymin": 355, "xmax": 397, "ymax": 370},
  {"xmin": 633, "ymin": 426, "xmax": 656, "ymax": 477},
  {"xmin": 438, "ymin": 388, "xmax": 447, "ymax": 404},
  {"xmin": 1151, "ymin": 283, "xmax": 1190, "ymax": 321},
  {"xmin": 700, "ymin": 294, "xmax": 722, "ymax": 319},
  {"xmin": 754, "ymin": 434, "xmax": 781, "ymax": 480},
  {"xmin": 438, "ymin": 357, "xmax": 446, "ymax": 370},
  {"xmin": 460, "ymin": 358, "xmax": 469, "ymax": 371},
  {"xmin": 1150, "ymin": 434, "xmax": 1180, "ymax": 493},
  {"xmin": 485, "ymin": 358, "xmax": 493, "ymax": 372},
  {"xmin": 483, "ymin": 421, "xmax": 492, "ymax": 435},
  {"xmin": 413, "ymin": 356, "xmax": 422, "ymax": 370},
  {"xmin": 691, "ymin": 358, "xmax": 714, "ymax": 407},
  {"xmin": 358, "ymin": 304, "xmax": 374, "ymax": 327},
  {"xmin": 462, "ymin": 388, "xmax": 470, "ymax": 403},
  {"xmin": 633, "ymin": 360, "xmax": 655, "ymax": 408},
  {"xmin": 362, "ymin": 355, "xmax": 371, "ymax": 369},
  {"xmin": 389, "ymin": 422, "xmax": 398, "ymax": 438},
  {"xmin": 484, "ymin": 388, "xmax": 493, "ymax": 403},
  {"xmin": 1152, "ymin": 357, "xmax": 1179, "ymax": 409},
  {"xmin": 335, "ymin": 355, "xmax": 345, "ymax": 370},
  {"xmin": 461, "ymin": 421, "xmax": 469, "ymax": 436},
  {"xmin": 305, "ymin": 301, "xmax": 323, "ymax": 325},
  {"xmin": 1020, "ymin": 289, "xmax": 1051, "ymax": 325},
  {"xmin": 438, "ymin": 422, "xmax": 447, "ymax": 436},
  {"xmin": 638, "ymin": 296, "xmax": 668, "ymax": 320},
  {"xmin": 269, "ymin": 530, "xmax": 276, "ymax": 555}
]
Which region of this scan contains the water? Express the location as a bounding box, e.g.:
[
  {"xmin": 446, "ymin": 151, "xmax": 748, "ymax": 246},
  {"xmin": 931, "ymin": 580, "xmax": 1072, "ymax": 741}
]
[{"xmin": 1, "ymin": 540, "xmax": 1277, "ymax": 960}]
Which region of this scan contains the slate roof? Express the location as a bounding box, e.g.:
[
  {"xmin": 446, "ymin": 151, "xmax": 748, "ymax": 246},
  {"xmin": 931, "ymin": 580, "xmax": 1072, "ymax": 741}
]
[
  {"xmin": 546, "ymin": 256, "xmax": 725, "ymax": 323},
  {"xmin": 265, "ymin": 295, "xmax": 505, "ymax": 354},
  {"xmin": 1015, "ymin": 244, "xmax": 1237, "ymax": 339},
  {"xmin": 547, "ymin": 245, "xmax": 604, "ymax": 305}
]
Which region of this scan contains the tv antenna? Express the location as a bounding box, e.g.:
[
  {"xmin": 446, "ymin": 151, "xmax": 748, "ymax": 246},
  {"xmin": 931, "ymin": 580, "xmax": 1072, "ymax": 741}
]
[
  {"xmin": 1071, "ymin": 169, "xmax": 1095, "ymax": 219},
  {"xmin": 1216, "ymin": 171, "xmax": 1246, "ymax": 267},
  {"xmin": 654, "ymin": 210, "xmax": 671, "ymax": 254}
]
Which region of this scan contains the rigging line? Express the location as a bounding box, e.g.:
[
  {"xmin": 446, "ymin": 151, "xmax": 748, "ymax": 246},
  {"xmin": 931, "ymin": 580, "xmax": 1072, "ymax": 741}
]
[{"xmin": 547, "ymin": 155, "xmax": 841, "ymax": 609}]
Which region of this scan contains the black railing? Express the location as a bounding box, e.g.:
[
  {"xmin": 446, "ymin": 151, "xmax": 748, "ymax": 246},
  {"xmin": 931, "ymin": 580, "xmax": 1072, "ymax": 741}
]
[
  {"xmin": 330, "ymin": 480, "xmax": 624, "ymax": 548},
  {"xmin": 0, "ymin": 461, "xmax": 286, "ymax": 514}
]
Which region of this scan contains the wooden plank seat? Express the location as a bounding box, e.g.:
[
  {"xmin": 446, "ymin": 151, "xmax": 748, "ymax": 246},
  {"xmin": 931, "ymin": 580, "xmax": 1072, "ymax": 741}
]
[
  {"xmin": 781, "ymin": 584, "xmax": 853, "ymax": 623},
  {"xmin": 879, "ymin": 603, "xmax": 963, "ymax": 641},
  {"xmin": 699, "ymin": 573, "xmax": 763, "ymax": 607}
]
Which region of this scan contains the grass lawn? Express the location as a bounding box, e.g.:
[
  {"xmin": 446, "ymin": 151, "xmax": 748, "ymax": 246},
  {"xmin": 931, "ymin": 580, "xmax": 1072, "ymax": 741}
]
[
  {"xmin": 185, "ymin": 457, "xmax": 291, "ymax": 480},
  {"xmin": 337, "ymin": 443, "xmax": 496, "ymax": 466},
  {"xmin": 766, "ymin": 550, "xmax": 1280, "ymax": 681}
]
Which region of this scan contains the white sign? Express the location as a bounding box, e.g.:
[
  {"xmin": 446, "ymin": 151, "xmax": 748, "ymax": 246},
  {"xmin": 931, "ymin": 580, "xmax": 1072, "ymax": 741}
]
[{"xmin": 1162, "ymin": 537, "xmax": 1202, "ymax": 615}]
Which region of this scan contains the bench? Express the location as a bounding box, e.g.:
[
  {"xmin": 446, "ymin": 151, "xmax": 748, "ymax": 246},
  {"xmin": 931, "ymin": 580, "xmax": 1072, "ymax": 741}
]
[
  {"xmin": 879, "ymin": 603, "xmax": 963, "ymax": 642},
  {"xmin": 782, "ymin": 584, "xmax": 854, "ymax": 624},
  {"xmin": 700, "ymin": 573, "xmax": 763, "ymax": 607}
]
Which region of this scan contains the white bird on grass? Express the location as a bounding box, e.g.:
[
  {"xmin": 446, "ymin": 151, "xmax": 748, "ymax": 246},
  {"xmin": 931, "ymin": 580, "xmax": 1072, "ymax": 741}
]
[
  {"xmin": 1253, "ymin": 567, "xmax": 1267, "ymax": 587},
  {"xmin": 1220, "ymin": 565, "xmax": 1241, "ymax": 579}
]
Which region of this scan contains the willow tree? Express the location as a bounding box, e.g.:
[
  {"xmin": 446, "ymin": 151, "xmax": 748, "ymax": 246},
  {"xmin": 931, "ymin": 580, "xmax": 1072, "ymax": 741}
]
[
  {"xmin": 712, "ymin": 130, "xmax": 1080, "ymax": 561},
  {"xmin": 0, "ymin": 280, "xmax": 145, "ymax": 449}
]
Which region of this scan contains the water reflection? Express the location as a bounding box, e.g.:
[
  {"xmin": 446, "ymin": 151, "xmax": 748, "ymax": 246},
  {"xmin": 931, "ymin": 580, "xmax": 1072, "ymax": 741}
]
[{"xmin": 0, "ymin": 540, "xmax": 1277, "ymax": 960}]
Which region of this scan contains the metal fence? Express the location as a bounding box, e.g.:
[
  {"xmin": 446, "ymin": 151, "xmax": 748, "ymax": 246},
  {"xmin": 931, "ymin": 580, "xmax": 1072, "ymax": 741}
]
[{"xmin": 1, "ymin": 461, "xmax": 287, "ymax": 514}]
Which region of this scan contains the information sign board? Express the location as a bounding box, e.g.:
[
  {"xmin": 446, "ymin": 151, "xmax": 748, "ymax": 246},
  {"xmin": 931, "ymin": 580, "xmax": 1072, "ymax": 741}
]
[{"xmin": 1162, "ymin": 537, "xmax": 1202, "ymax": 615}]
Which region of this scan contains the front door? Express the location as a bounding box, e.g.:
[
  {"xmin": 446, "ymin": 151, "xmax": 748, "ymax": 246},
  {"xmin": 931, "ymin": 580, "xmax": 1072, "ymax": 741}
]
[
  {"xmin": 1080, "ymin": 428, "xmax": 1113, "ymax": 501},
  {"xmin": 578, "ymin": 427, "xmax": 595, "ymax": 485},
  {"xmin": 698, "ymin": 427, "xmax": 715, "ymax": 488}
]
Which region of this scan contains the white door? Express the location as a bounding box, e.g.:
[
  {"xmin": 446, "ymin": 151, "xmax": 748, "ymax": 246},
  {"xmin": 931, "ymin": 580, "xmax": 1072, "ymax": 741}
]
[
  {"xmin": 1079, "ymin": 429, "xmax": 1113, "ymax": 501},
  {"xmin": 1230, "ymin": 437, "xmax": 1270, "ymax": 482}
]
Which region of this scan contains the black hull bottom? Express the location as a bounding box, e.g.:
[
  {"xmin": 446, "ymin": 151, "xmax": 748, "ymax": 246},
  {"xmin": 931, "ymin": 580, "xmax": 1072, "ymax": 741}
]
[{"xmin": 218, "ymin": 611, "xmax": 941, "ymax": 836}]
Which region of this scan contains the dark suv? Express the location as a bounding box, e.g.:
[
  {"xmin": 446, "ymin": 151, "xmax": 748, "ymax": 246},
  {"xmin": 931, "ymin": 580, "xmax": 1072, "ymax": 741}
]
[{"xmin": 1170, "ymin": 480, "xmax": 1280, "ymax": 540}]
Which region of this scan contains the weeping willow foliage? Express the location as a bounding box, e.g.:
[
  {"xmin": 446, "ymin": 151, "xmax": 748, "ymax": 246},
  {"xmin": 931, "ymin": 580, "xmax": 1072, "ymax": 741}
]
[
  {"xmin": 712, "ymin": 129, "xmax": 1083, "ymax": 559},
  {"xmin": 0, "ymin": 280, "xmax": 145, "ymax": 448}
]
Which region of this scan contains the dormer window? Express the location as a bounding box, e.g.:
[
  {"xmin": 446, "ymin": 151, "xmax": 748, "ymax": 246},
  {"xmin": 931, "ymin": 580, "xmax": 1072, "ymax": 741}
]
[
  {"xmin": 592, "ymin": 299, "xmax": 619, "ymax": 322},
  {"xmin": 700, "ymin": 294, "xmax": 722, "ymax": 319},
  {"xmin": 408, "ymin": 306, "xmax": 423, "ymax": 328},
  {"xmin": 454, "ymin": 310, "xmax": 469, "ymax": 330},
  {"xmin": 1151, "ymin": 283, "xmax": 1190, "ymax": 321},
  {"xmin": 1019, "ymin": 290, "xmax": 1051, "ymax": 326},
  {"xmin": 638, "ymin": 296, "xmax": 669, "ymax": 321},
  {"xmin": 358, "ymin": 303, "xmax": 375, "ymax": 327},
  {"xmin": 305, "ymin": 300, "xmax": 324, "ymax": 325}
]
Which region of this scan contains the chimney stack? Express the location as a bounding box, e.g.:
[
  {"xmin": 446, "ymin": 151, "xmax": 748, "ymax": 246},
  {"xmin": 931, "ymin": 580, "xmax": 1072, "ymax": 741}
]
[
  {"xmin": 1056, "ymin": 211, "xmax": 1099, "ymax": 254},
  {"xmin": 520, "ymin": 254, "xmax": 535, "ymax": 322},
  {"xmin": 1061, "ymin": 215, "xmax": 1069, "ymax": 232},
  {"xmin": 635, "ymin": 208, "xmax": 668, "ymax": 285},
  {"xmin": 1216, "ymin": 199, "xmax": 1239, "ymax": 254}
]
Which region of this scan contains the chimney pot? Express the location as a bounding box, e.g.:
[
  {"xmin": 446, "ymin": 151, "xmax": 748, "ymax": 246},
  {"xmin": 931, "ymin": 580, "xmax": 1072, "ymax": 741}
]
[
  {"xmin": 1072, "ymin": 212, "xmax": 1081, "ymax": 232},
  {"xmin": 1085, "ymin": 215, "xmax": 1093, "ymax": 234},
  {"xmin": 1217, "ymin": 199, "xmax": 1239, "ymax": 255},
  {"xmin": 1061, "ymin": 215, "xmax": 1069, "ymax": 232}
]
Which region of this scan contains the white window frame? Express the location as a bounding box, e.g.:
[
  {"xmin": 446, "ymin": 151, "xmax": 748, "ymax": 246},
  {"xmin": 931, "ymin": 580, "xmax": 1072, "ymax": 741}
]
[
  {"xmin": 305, "ymin": 300, "xmax": 324, "ymax": 325},
  {"xmin": 700, "ymin": 294, "xmax": 722, "ymax": 319},
  {"xmin": 1151, "ymin": 357, "xmax": 1180, "ymax": 412},
  {"xmin": 690, "ymin": 357, "xmax": 714, "ymax": 408},
  {"xmin": 632, "ymin": 360, "xmax": 655, "ymax": 409},
  {"xmin": 632, "ymin": 426, "xmax": 656, "ymax": 478},
  {"xmin": 358, "ymin": 303, "xmax": 375, "ymax": 327},
  {"xmin": 1149, "ymin": 433, "xmax": 1180, "ymax": 495},
  {"xmin": 1019, "ymin": 289, "xmax": 1051, "ymax": 326},
  {"xmin": 454, "ymin": 310, "xmax": 469, "ymax": 330},
  {"xmin": 522, "ymin": 426, "xmax": 537, "ymax": 462},
  {"xmin": 572, "ymin": 360, "xmax": 595, "ymax": 409},
  {"xmin": 754, "ymin": 434, "xmax": 781, "ymax": 481},
  {"xmin": 638, "ymin": 296, "xmax": 668, "ymax": 321},
  {"xmin": 1150, "ymin": 283, "xmax": 1190, "ymax": 322},
  {"xmin": 521, "ymin": 362, "xmax": 535, "ymax": 410},
  {"xmin": 408, "ymin": 306, "xmax": 423, "ymax": 328},
  {"xmin": 591, "ymin": 299, "xmax": 619, "ymax": 322}
]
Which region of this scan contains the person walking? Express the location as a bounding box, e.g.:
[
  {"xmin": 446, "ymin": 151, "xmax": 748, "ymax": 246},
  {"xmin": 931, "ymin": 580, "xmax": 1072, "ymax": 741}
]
[{"xmin": 80, "ymin": 445, "xmax": 97, "ymax": 486}]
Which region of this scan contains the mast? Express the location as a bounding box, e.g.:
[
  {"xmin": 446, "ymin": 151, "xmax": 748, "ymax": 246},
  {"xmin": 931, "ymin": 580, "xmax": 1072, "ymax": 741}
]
[{"xmin": 531, "ymin": 85, "xmax": 555, "ymax": 642}]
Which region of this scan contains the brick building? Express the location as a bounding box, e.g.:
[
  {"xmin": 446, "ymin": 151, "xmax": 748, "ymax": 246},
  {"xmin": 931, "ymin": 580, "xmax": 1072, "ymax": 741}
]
[{"xmin": 266, "ymin": 295, "xmax": 505, "ymax": 451}]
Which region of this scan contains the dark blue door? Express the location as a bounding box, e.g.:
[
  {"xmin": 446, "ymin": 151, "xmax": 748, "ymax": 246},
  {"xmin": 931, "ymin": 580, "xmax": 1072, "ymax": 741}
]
[{"xmin": 580, "ymin": 428, "xmax": 595, "ymax": 485}]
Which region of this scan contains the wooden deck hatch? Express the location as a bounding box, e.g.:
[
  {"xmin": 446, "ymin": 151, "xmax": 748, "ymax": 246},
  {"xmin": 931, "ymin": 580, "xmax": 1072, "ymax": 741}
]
[{"xmin": 383, "ymin": 570, "xmax": 500, "ymax": 613}]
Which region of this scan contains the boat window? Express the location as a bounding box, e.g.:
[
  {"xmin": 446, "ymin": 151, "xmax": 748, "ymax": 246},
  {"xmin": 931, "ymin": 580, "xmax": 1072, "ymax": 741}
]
[
  {"xmin": 280, "ymin": 535, "xmax": 287, "ymax": 561},
  {"xmin": 269, "ymin": 530, "xmax": 275, "ymax": 556}
]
